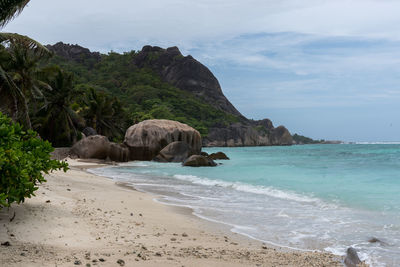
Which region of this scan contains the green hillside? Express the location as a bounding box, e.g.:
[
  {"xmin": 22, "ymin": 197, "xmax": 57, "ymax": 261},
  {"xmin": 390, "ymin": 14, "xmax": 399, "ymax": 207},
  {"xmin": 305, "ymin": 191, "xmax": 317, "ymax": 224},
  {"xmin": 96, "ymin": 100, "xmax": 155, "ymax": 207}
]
[{"xmin": 44, "ymin": 50, "xmax": 238, "ymax": 142}]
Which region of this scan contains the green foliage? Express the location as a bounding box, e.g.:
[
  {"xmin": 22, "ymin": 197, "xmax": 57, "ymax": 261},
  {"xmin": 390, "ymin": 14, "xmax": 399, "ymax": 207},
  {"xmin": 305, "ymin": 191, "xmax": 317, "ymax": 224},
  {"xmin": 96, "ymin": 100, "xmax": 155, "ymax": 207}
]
[
  {"xmin": 0, "ymin": 112, "xmax": 68, "ymax": 209},
  {"xmin": 0, "ymin": 34, "xmax": 52, "ymax": 129},
  {"xmin": 32, "ymin": 66, "xmax": 84, "ymax": 147},
  {"xmin": 46, "ymin": 52, "xmax": 239, "ymax": 136},
  {"xmin": 76, "ymin": 86, "xmax": 128, "ymax": 141},
  {"xmin": 0, "ymin": 0, "xmax": 30, "ymax": 27},
  {"xmin": 293, "ymin": 133, "xmax": 323, "ymax": 144},
  {"xmin": 254, "ymin": 125, "xmax": 270, "ymax": 136}
]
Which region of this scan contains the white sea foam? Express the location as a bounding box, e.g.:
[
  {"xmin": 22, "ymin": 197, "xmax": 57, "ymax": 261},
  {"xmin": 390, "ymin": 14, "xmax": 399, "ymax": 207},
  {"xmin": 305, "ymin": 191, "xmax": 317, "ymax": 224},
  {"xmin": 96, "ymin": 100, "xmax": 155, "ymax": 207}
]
[
  {"xmin": 354, "ymin": 141, "xmax": 400, "ymax": 145},
  {"xmin": 173, "ymin": 174, "xmax": 319, "ymax": 203}
]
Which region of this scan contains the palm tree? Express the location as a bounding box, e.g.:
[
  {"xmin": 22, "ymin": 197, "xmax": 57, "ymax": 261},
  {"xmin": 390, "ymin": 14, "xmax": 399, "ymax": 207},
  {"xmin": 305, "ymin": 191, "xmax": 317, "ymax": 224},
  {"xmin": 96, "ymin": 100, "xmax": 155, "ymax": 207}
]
[
  {"xmin": 80, "ymin": 87, "xmax": 126, "ymax": 139},
  {"xmin": 0, "ymin": 34, "xmax": 51, "ymax": 128},
  {"xmin": 0, "ymin": 0, "xmax": 30, "ymax": 28},
  {"xmin": 0, "ymin": 0, "xmax": 51, "ymax": 128},
  {"xmin": 33, "ymin": 67, "xmax": 84, "ymax": 146}
]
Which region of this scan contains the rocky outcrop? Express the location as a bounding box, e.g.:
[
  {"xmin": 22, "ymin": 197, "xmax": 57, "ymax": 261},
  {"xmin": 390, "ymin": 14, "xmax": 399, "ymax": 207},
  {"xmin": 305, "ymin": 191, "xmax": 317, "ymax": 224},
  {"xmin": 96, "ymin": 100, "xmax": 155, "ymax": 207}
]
[
  {"xmin": 133, "ymin": 46, "xmax": 243, "ymax": 117},
  {"xmin": 153, "ymin": 141, "xmax": 191, "ymax": 162},
  {"xmin": 203, "ymin": 123, "xmax": 268, "ymax": 146},
  {"xmin": 209, "ymin": 152, "xmax": 230, "ymax": 160},
  {"xmin": 202, "ymin": 120, "xmax": 292, "ymax": 147},
  {"xmin": 46, "ymin": 42, "xmax": 101, "ymax": 63},
  {"xmin": 70, "ymin": 135, "xmax": 110, "ymax": 159},
  {"xmin": 124, "ymin": 119, "xmax": 202, "ymax": 161},
  {"xmin": 183, "ymin": 155, "xmax": 217, "ymax": 167},
  {"xmin": 70, "ymin": 135, "xmax": 129, "ymax": 162},
  {"xmin": 269, "ymin": 126, "xmax": 293, "ymax": 145}
]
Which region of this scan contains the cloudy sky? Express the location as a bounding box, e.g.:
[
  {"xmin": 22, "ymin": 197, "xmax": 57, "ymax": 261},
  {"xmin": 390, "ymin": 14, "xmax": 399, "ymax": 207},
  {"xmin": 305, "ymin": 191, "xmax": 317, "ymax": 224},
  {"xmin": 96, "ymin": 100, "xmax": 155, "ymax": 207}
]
[{"xmin": 5, "ymin": 0, "xmax": 400, "ymax": 141}]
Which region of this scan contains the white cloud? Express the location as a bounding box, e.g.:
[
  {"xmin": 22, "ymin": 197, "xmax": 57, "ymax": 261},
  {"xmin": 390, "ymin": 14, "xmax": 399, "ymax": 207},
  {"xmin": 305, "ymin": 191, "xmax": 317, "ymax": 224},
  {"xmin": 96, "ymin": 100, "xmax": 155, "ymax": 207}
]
[{"xmin": 5, "ymin": 0, "xmax": 400, "ymax": 50}]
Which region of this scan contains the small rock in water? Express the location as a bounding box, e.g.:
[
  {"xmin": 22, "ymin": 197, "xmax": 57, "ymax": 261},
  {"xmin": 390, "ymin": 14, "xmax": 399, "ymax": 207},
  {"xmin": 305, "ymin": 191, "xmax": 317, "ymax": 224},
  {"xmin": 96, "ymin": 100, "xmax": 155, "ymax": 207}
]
[
  {"xmin": 368, "ymin": 237, "xmax": 387, "ymax": 246},
  {"xmin": 344, "ymin": 247, "xmax": 361, "ymax": 267},
  {"xmin": 117, "ymin": 259, "xmax": 125, "ymax": 266}
]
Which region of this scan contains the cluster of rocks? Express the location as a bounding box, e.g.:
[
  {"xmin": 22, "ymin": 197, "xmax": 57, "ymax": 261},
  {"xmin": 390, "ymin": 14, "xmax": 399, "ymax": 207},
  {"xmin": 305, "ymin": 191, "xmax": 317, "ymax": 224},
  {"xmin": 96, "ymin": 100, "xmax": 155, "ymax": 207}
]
[{"xmin": 70, "ymin": 119, "xmax": 229, "ymax": 167}]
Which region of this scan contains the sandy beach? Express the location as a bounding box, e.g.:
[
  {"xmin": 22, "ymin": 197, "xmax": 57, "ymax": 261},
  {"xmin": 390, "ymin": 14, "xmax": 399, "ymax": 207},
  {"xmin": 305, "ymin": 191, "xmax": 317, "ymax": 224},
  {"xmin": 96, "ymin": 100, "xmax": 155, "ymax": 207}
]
[{"xmin": 0, "ymin": 158, "xmax": 345, "ymax": 266}]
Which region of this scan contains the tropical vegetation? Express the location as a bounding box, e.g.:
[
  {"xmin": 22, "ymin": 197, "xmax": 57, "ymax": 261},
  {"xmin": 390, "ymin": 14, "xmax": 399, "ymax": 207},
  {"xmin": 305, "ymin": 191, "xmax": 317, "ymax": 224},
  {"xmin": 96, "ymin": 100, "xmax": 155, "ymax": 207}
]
[
  {"xmin": 0, "ymin": 112, "xmax": 68, "ymax": 209},
  {"xmin": 46, "ymin": 49, "xmax": 239, "ymax": 139},
  {"xmin": 0, "ymin": 0, "xmax": 69, "ymax": 209}
]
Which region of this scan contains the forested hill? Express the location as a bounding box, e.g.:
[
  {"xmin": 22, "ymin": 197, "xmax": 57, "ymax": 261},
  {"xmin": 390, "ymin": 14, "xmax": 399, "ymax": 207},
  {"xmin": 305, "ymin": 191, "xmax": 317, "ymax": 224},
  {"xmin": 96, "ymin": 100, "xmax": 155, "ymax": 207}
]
[{"xmin": 45, "ymin": 42, "xmax": 293, "ymax": 147}]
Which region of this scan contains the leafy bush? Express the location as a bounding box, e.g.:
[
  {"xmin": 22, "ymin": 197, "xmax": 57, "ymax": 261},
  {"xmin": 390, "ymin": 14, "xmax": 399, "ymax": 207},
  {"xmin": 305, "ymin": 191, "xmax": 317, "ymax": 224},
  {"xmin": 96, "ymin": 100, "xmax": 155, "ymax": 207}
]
[{"xmin": 0, "ymin": 112, "xmax": 68, "ymax": 209}]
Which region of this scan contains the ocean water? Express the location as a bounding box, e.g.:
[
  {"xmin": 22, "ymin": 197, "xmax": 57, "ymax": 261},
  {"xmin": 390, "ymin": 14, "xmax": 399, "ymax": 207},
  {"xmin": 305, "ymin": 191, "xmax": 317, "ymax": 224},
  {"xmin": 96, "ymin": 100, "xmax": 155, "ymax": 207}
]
[{"xmin": 89, "ymin": 144, "xmax": 400, "ymax": 266}]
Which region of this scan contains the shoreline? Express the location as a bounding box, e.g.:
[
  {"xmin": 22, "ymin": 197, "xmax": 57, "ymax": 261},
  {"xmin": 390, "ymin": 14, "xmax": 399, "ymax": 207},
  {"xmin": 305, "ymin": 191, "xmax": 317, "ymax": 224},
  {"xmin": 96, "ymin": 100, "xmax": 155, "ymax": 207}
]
[{"xmin": 0, "ymin": 158, "xmax": 346, "ymax": 266}]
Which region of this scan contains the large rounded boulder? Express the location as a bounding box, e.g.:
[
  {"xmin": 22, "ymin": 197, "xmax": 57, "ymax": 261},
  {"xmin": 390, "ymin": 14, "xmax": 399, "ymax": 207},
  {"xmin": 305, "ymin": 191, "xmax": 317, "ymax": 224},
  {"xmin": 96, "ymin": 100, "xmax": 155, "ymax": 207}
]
[
  {"xmin": 153, "ymin": 141, "xmax": 191, "ymax": 162},
  {"xmin": 70, "ymin": 135, "xmax": 110, "ymax": 159},
  {"xmin": 70, "ymin": 135, "xmax": 129, "ymax": 162},
  {"xmin": 124, "ymin": 120, "xmax": 202, "ymax": 160}
]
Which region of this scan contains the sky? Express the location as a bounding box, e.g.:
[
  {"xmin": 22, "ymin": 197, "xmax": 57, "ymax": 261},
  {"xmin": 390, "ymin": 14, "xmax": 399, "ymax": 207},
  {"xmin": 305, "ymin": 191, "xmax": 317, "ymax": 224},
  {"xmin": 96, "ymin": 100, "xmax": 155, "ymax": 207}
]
[{"xmin": 4, "ymin": 0, "xmax": 400, "ymax": 141}]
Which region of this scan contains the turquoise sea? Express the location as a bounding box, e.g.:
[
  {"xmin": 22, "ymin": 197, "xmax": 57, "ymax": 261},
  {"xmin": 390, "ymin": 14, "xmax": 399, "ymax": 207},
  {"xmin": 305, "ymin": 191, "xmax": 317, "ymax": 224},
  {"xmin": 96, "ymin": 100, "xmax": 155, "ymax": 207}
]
[{"xmin": 90, "ymin": 144, "xmax": 400, "ymax": 266}]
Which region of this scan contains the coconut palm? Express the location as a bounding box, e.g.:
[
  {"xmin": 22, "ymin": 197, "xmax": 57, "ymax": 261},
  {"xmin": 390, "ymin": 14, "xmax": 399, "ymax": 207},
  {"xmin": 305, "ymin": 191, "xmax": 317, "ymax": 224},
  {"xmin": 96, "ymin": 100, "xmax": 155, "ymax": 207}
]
[
  {"xmin": 80, "ymin": 87, "xmax": 126, "ymax": 139},
  {"xmin": 0, "ymin": 34, "xmax": 51, "ymax": 128},
  {"xmin": 33, "ymin": 67, "xmax": 84, "ymax": 146},
  {"xmin": 0, "ymin": 0, "xmax": 52, "ymax": 128},
  {"xmin": 0, "ymin": 0, "xmax": 30, "ymax": 28}
]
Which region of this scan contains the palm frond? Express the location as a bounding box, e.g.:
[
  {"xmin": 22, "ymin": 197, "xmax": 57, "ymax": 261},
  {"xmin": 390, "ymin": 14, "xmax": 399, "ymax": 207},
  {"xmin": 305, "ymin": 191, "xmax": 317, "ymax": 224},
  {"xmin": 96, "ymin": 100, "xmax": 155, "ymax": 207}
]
[
  {"xmin": 0, "ymin": 0, "xmax": 30, "ymax": 28},
  {"xmin": 0, "ymin": 32, "xmax": 52, "ymax": 57}
]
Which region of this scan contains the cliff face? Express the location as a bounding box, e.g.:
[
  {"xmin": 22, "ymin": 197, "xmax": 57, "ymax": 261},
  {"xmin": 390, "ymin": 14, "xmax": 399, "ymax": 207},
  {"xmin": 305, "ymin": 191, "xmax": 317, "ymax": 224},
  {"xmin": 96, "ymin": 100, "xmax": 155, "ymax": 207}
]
[
  {"xmin": 46, "ymin": 42, "xmax": 293, "ymax": 147},
  {"xmin": 202, "ymin": 120, "xmax": 292, "ymax": 147},
  {"xmin": 133, "ymin": 45, "xmax": 243, "ymax": 118}
]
